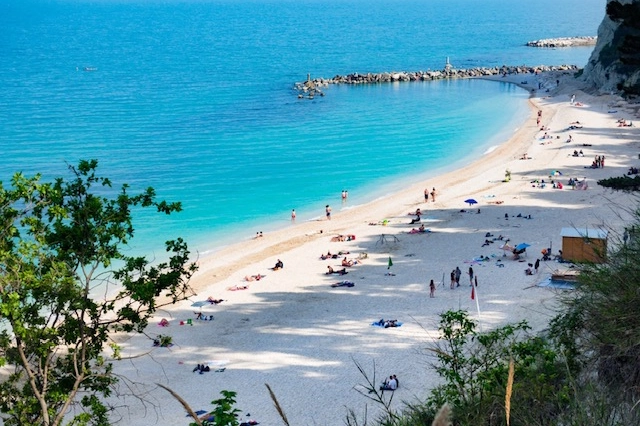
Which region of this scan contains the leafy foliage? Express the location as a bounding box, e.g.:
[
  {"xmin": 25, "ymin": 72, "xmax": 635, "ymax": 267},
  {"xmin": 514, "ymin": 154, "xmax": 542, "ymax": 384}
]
[
  {"xmin": 191, "ymin": 390, "xmax": 243, "ymax": 426},
  {"xmin": 0, "ymin": 160, "xmax": 198, "ymax": 426},
  {"xmin": 550, "ymin": 211, "xmax": 640, "ymax": 400},
  {"xmin": 598, "ymin": 175, "xmax": 640, "ymax": 191},
  {"xmin": 424, "ymin": 311, "xmax": 571, "ymax": 426}
]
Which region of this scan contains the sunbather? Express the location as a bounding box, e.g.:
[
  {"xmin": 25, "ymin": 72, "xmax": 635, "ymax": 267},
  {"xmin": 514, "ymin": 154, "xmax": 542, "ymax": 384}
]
[
  {"xmin": 326, "ymin": 266, "xmax": 348, "ymax": 275},
  {"xmin": 228, "ymin": 284, "xmax": 249, "ymax": 291},
  {"xmin": 244, "ymin": 274, "xmax": 263, "ymax": 281}
]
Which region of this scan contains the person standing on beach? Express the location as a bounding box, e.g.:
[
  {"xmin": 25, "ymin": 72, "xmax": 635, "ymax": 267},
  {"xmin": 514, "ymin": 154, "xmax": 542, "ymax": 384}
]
[
  {"xmin": 468, "ymin": 266, "xmax": 474, "ymax": 286},
  {"xmin": 450, "ymin": 270, "xmax": 456, "ymax": 289},
  {"xmin": 455, "ymin": 267, "xmax": 461, "ymax": 287},
  {"xmin": 326, "ymin": 204, "xmax": 331, "ymax": 220},
  {"xmin": 291, "ymin": 209, "xmax": 296, "ymax": 222},
  {"xmin": 429, "ymin": 279, "xmax": 436, "ymax": 298},
  {"xmin": 424, "ymin": 188, "xmax": 429, "ymax": 202},
  {"xmin": 430, "ymin": 188, "xmax": 436, "ymax": 202},
  {"xmin": 534, "ymin": 258, "xmax": 540, "ymax": 274}
]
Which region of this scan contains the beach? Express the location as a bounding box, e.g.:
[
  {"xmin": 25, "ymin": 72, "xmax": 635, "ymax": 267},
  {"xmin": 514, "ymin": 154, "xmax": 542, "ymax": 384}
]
[{"xmin": 109, "ymin": 72, "xmax": 640, "ymax": 426}]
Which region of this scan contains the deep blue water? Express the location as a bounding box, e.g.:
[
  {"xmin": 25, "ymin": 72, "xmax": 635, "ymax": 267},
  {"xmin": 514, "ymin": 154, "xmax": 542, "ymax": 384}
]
[{"xmin": 0, "ymin": 0, "xmax": 606, "ymax": 257}]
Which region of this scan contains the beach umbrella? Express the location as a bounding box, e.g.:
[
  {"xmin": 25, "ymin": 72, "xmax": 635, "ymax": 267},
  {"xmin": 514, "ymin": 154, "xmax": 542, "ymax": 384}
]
[
  {"xmin": 191, "ymin": 300, "xmax": 209, "ymax": 308},
  {"xmin": 464, "ymin": 198, "xmax": 478, "ymax": 206},
  {"xmin": 515, "ymin": 243, "xmax": 530, "ymax": 251},
  {"xmin": 387, "ymin": 256, "xmax": 393, "ymax": 269}
]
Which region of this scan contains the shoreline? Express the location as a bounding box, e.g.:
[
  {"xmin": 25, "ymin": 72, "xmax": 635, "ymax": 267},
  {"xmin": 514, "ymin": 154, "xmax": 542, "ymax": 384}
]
[
  {"xmin": 189, "ymin": 77, "xmax": 540, "ymax": 292},
  {"xmin": 192, "ymin": 78, "xmax": 531, "ymax": 262},
  {"xmin": 110, "ymin": 70, "xmax": 640, "ymax": 426}
]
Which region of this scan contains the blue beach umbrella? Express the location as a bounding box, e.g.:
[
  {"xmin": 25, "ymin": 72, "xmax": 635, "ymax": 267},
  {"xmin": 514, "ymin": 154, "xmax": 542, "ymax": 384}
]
[
  {"xmin": 191, "ymin": 300, "xmax": 209, "ymax": 308},
  {"xmin": 464, "ymin": 198, "xmax": 478, "ymax": 206},
  {"xmin": 515, "ymin": 243, "xmax": 530, "ymax": 251}
]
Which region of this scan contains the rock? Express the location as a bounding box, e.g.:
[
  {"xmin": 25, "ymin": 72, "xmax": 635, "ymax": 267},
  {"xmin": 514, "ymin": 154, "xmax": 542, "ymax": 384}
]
[{"xmin": 582, "ymin": 0, "xmax": 640, "ymax": 97}]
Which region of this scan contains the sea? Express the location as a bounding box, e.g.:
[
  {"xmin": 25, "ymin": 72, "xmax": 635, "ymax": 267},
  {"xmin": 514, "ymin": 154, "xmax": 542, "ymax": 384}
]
[{"xmin": 0, "ymin": 0, "xmax": 606, "ymax": 259}]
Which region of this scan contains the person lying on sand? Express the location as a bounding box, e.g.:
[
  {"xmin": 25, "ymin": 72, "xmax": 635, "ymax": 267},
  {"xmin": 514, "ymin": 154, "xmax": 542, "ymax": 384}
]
[
  {"xmin": 244, "ymin": 274, "xmax": 264, "ymax": 281},
  {"xmin": 326, "ymin": 266, "xmax": 348, "ymax": 275},
  {"xmin": 320, "ymin": 251, "xmax": 340, "ymax": 260},
  {"xmin": 228, "ymin": 284, "xmax": 249, "ymax": 291},
  {"xmin": 374, "ymin": 318, "xmax": 399, "ymax": 328},
  {"xmin": 331, "ymin": 280, "xmax": 355, "ymax": 288},
  {"xmin": 331, "ymin": 234, "xmax": 356, "ymax": 242}
]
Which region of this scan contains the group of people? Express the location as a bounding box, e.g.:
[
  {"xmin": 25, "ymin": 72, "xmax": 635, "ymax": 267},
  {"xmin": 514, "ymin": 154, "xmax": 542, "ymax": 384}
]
[
  {"xmin": 380, "ymin": 375, "xmax": 400, "ymax": 391},
  {"xmin": 326, "ymin": 266, "xmax": 348, "ymax": 275},
  {"xmin": 617, "ymin": 118, "xmax": 633, "ymax": 127},
  {"xmin": 525, "ymin": 258, "xmax": 541, "ymax": 275},
  {"xmin": 320, "ymin": 250, "xmax": 350, "ymax": 260},
  {"xmin": 588, "ymin": 155, "xmax": 605, "ymax": 169},
  {"xmin": 330, "ymin": 234, "xmax": 356, "ymax": 242},
  {"xmin": 408, "ymin": 224, "xmax": 427, "ymax": 234},
  {"xmin": 448, "ymin": 266, "xmax": 474, "ymax": 288},
  {"xmin": 341, "ymin": 257, "xmax": 359, "ymax": 267},
  {"xmin": 374, "ymin": 318, "xmax": 399, "ymax": 328},
  {"xmin": 571, "ymin": 149, "xmax": 584, "ymax": 157},
  {"xmin": 423, "ymin": 187, "xmax": 436, "ymax": 202},
  {"xmin": 568, "ymin": 177, "xmax": 588, "ymax": 190}
]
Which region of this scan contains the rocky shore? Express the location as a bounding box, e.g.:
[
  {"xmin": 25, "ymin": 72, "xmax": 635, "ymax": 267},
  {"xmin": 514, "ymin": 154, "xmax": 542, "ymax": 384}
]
[
  {"xmin": 526, "ymin": 36, "xmax": 597, "ymax": 47},
  {"xmin": 295, "ymin": 64, "xmax": 580, "ymax": 96}
]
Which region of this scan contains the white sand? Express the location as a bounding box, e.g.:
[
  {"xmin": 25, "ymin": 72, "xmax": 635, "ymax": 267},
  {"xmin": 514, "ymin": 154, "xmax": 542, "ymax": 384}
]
[{"xmin": 109, "ymin": 72, "xmax": 640, "ymax": 426}]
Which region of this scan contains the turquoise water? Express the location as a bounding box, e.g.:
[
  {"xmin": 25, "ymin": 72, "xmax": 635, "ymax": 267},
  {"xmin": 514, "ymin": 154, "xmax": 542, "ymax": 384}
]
[{"xmin": 0, "ymin": 0, "xmax": 606, "ymax": 257}]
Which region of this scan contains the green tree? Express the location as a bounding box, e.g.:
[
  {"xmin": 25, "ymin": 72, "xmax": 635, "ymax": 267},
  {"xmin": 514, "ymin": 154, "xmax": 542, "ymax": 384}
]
[
  {"xmin": 0, "ymin": 160, "xmax": 198, "ymax": 426},
  {"xmin": 425, "ymin": 310, "xmax": 571, "ymax": 426},
  {"xmin": 550, "ymin": 209, "xmax": 640, "ymax": 404}
]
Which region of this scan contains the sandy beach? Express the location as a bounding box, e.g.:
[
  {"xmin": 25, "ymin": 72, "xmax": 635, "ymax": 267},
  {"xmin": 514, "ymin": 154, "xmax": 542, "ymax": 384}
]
[{"xmin": 109, "ymin": 72, "xmax": 640, "ymax": 426}]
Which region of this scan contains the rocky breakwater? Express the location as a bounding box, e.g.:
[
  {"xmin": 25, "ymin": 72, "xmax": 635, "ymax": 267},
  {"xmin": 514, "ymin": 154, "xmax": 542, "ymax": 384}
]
[
  {"xmin": 295, "ymin": 64, "xmax": 579, "ymax": 96},
  {"xmin": 526, "ymin": 36, "xmax": 597, "ymax": 47}
]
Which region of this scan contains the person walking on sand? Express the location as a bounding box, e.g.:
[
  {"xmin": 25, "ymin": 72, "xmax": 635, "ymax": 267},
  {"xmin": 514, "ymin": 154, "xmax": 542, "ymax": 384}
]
[
  {"xmin": 534, "ymin": 258, "xmax": 540, "ymax": 274},
  {"xmin": 325, "ymin": 204, "xmax": 331, "ymax": 220},
  {"xmin": 455, "ymin": 266, "xmax": 461, "ymax": 287},
  {"xmin": 468, "ymin": 266, "xmax": 474, "ymax": 286},
  {"xmin": 429, "ymin": 279, "xmax": 436, "ymax": 298},
  {"xmin": 424, "ymin": 188, "xmax": 429, "ymax": 202},
  {"xmin": 430, "ymin": 187, "xmax": 436, "ymax": 202},
  {"xmin": 291, "ymin": 209, "xmax": 296, "ymax": 222},
  {"xmin": 450, "ymin": 269, "xmax": 456, "ymax": 289}
]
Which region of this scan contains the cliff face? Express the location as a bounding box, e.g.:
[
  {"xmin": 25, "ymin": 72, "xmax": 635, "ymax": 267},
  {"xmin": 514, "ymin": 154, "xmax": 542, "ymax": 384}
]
[{"xmin": 582, "ymin": 0, "xmax": 640, "ymax": 96}]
